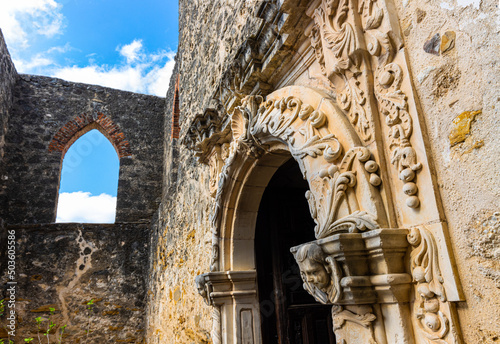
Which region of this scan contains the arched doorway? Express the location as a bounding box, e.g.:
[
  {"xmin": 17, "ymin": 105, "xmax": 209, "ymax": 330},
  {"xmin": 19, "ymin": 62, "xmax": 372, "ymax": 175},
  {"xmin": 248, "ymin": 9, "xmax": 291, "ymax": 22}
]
[{"xmin": 256, "ymin": 158, "xmax": 335, "ymax": 344}]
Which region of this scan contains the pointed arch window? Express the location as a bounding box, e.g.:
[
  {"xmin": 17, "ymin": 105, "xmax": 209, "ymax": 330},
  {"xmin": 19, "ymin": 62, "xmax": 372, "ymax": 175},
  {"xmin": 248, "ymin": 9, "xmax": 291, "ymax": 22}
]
[{"xmin": 55, "ymin": 129, "xmax": 119, "ymax": 223}]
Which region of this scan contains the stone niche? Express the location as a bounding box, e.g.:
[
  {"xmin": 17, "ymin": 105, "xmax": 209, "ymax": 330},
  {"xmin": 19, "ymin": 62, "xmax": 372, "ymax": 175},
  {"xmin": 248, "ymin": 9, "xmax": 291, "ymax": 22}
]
[{"xmin": 185, "ymin": 0, "xmax": 466, "ymax": 343}]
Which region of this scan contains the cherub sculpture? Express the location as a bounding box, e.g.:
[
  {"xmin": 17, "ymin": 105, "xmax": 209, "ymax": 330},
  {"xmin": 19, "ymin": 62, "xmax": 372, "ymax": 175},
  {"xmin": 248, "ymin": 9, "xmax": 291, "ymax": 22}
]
[{"xmin": 292, "ymin": 242, "xmax": 342, "ymax": 304}]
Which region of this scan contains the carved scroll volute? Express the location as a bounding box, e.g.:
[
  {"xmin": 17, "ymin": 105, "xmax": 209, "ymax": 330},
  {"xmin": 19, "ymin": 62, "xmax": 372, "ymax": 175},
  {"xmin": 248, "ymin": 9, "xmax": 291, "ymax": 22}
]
[
  {"xmin": 249, "ymin": 88, "xmax": 388, "ymax": 239},
  {"xmin": 408, "ymin": 227, "xmax": 460, "ymax": 344}
]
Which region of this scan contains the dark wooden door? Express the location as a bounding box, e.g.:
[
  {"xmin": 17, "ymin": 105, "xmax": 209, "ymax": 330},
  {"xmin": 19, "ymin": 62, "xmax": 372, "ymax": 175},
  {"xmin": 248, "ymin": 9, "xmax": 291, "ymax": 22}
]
[{"xmin": 255, "ymin": 160, "xmax": 335, "ymax": 344}]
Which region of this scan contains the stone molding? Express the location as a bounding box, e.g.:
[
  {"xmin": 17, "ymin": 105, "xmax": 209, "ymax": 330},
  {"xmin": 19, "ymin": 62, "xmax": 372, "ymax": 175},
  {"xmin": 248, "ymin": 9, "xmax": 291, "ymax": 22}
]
[{"xmin": 196, "ymin": 271, "xmax": 261, "ymax": 344}]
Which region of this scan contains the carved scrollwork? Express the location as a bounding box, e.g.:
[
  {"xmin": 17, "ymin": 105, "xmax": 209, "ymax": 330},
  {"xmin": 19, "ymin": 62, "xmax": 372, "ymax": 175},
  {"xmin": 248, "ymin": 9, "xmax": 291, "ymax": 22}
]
[
  {"xmin": 306, "ymin": 147, "xmax": 380, "ymax": 239},
  {"xmin": 308, "ymin": 0, "xmax": 422, "ymax": 208},
  {"xmin": 250, "ymin": 95, "xmax": 343, "ymax": 174},
  {"xmin": 408, "ymin": 227, "xmax": 451, "ymax": 342},
  {"xmin": 309, "ymin": 0, "xmax": 374, "ymax": 142},
  {"xmin": 375, "ymin": 63, "xmax": 422, "ymax": 208},
  {"xmin": 292, "ymin": 242, "xmax": 342, "ymax": 304}
]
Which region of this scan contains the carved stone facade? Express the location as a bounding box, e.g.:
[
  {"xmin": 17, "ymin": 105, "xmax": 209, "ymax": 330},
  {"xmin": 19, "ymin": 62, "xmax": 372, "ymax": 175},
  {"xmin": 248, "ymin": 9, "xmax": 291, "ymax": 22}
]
[
  {"xmin": 184, "ymin": 0, "xmax": 473, "ymax": 343},
  {"xmin": 1, "ymin": 0, "xmax": 498, "ymax": 342}
]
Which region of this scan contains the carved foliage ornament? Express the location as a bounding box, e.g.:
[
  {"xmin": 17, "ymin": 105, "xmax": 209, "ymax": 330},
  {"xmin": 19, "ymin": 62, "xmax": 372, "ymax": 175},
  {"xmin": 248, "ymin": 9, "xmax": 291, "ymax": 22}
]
[
  {"xmin": 310, "ymin": 0, "xmax": 372, "ymax": 142},
  {"xmin": 408, "ymin": 227, "xmax": 451, "ymax": 342},
  {"xmin": 309, "ymin": 0, "xmax": 422, "ymax": 208}
]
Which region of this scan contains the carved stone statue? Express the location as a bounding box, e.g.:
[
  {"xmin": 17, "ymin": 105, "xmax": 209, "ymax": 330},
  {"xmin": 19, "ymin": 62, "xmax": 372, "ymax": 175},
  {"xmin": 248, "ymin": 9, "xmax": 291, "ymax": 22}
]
[{"xmin": 292, "ymin": 242, "xmax": 342, "ymax": 304}]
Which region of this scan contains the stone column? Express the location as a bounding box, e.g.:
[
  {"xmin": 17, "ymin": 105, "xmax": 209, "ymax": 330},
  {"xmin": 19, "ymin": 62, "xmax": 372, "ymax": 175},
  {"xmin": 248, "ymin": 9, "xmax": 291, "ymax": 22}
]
[{"xmin": 196, "ymin": 270, "xmax": 261, "ymax": 344}]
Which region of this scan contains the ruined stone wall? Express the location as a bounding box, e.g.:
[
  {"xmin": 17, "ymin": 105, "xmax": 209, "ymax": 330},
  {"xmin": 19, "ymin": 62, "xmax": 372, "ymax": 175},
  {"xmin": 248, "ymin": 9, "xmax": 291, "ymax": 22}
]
[
  {"xmin": 2, "ymin": 75, "xmax": 164, "ymax": 224},
  {"xmin": 0, "ymin": 30, "xmax": 18, "ymax": 222},
  {"xmin": 0, "ymin": 30, "xmax": 17, "ymax": 164},
  {"xmin": 0, "ymin": 223, "xmax": 148, "ymax": 342},
  {"xmin": 393, "ymin": 0, "xmax": 500, "ymax": 342},
  {"xmin": 0, "ymin": 32, "xmax": 166, "ymax": 343}
]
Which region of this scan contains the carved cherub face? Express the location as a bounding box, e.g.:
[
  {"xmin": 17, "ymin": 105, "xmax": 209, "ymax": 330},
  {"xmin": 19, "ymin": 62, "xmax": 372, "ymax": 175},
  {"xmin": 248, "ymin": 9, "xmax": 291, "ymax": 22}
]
[
  {"xmin": 294, "ymin": 243, "xmax": 331, "ymax": 290},
  {"xmin": 298, "ymin": 258, "xmax": 330, "ymax": 290},
  {"xmin": 194, "ymin": 274, "xmax": 207, "ymax": 299}
]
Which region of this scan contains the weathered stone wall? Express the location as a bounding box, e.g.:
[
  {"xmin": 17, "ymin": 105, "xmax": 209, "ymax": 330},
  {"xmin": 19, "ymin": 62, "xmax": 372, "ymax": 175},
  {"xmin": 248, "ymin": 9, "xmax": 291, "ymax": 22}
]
[
  {"xmin": 0, "ymin": 223, "xmax": 148, "ymax": 342},
  {"xmin": 0, "ymin": 29, "xmax": 17, "ymax": 163},
  {"xmin": 147, "ymin": 0, "xmax": 500, "ymax": 343},
  {"xmin": 144, "ymin": 2, "xmax": 270, "ymax": 342},
  {"xmin": 145, "ymin": 58, "xmax": 214, "ymax": 342},
  {"xmin": 2, "ymin": 75, "xmax": 164, "ymax": 224},
  {"xmin": 393, "ymin": 0, "xmax": 500, "ymax": 342},
  {"xmin": 178, "ymin": 0, "xmax": 263, "ymax": 129}
]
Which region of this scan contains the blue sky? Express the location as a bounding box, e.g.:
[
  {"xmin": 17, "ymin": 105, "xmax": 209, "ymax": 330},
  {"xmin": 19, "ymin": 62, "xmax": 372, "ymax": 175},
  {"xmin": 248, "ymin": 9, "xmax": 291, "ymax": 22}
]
[
  {"xmin": 0, "ymin": 0, "xmax": 178, "ymax": 222},
  {"xmin": 59, "ymin": 130, "xmax": 119, "ymax": 196},
  {"xmin": 0, "ymin": 0, "xmax": 178, "ymax": 96}
]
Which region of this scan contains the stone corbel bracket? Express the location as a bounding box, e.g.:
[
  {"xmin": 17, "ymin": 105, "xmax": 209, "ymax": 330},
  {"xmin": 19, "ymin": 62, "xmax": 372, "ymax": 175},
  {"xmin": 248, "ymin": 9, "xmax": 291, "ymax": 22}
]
[
  {"xmin": 291, "ymin": 226, "xmax": 462, "ymax": 343},
  {"xmin": 291, "ymin": 228, "xmax": 413, "ymax": 343},
  {"xmin": 291, "ymin": 228, "xmax": 411, "ymax": 306}
]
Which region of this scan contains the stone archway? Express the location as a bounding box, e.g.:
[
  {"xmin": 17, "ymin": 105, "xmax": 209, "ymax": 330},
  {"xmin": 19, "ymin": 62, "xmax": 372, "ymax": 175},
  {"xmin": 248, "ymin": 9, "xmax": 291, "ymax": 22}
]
[{"xmin": 193, "ymin": 85, "xmax": 464, "ymax": 344}]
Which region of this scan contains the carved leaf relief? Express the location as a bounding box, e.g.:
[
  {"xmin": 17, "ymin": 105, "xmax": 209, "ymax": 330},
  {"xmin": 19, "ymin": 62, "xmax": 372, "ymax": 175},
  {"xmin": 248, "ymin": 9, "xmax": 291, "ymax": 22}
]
[{"xmin": 309, "ymin": 0, "xmax": 374, "ymax": 143}]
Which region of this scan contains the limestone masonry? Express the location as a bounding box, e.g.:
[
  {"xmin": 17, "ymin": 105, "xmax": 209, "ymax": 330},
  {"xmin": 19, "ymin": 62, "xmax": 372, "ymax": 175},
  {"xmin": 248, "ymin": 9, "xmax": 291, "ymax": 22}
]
[{"xmin": 1, "ymin": 0, "xmax": 499, "ymax": 343}]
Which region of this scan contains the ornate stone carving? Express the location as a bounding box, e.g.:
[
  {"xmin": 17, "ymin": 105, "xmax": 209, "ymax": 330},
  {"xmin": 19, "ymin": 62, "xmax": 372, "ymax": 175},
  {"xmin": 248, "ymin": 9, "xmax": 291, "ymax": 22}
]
[
  {"xmin": 292, "ymin": 242, "xmax": 342, "ymax": 304},
  {"xmin": 374, "ymin": 63, "xmax": 422, "ymax": 209},
  {"xmin": 332, "ymin": 305, "xmax": 379, "ymax": 344},
  {"xmin": 207, "ymin": 88, "xmax": 387, "ymax": 272},
  {"xmin": 408, "ymin": 227, "xmax": 452, "ymax": 343},
  {"xmin": 305, "ymin": 148, "xmax": 380, "ymax": 239},
  {"xmin": 309, "ymin": 0, "xmax": 423, "ymax": 208},
  {"xmin": 309, "ymin": 0, "xmax": 374, "ymax": 142},
  {"xmin": 186, "ymin": 0, "xmax": 465, "ymax": 342}
]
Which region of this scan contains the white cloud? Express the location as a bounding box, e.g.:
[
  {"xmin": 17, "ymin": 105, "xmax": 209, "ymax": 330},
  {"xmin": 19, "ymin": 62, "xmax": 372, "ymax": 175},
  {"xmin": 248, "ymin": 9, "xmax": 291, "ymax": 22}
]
[
  {"xmin": 0, "ymin": 0, "xmax": 64, "ymax": 49},
  {"xmin": 119, "ymin": 39, "xmax": 143, "ymax": 63},
  {"xmin": 52, "ymin": 46, "xmax": 175, "ymax": 97},
  {"xmin": 0, "ymin": 0, "xmax": 174, "ymax": 97},
  {"xmin": 13, "ymin": 54, "xmax": 54, "ymax": 72},
  {"xmin": 56, "ymin": 192, "xmax": 117, "ymax": 223}
]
